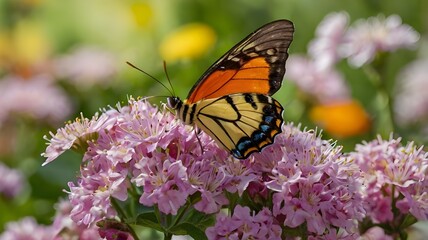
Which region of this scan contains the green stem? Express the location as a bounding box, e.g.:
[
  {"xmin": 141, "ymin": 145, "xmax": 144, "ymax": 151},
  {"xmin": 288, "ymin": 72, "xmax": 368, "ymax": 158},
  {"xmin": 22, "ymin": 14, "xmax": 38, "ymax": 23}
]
[
  {"xmin": 164, "ymin": 233, "xmax": 173, "ymax": 240},
  {"xmin": 171, "ymin": 202, "xmax": 191, "ymax": 227},
  {"xmin": 111, "ymin": 197, "xmax": 128, "ymax": 219},
  {"xmin": 154, "ymin": 206, "xmax": 164, "ymax": 227},
  {"xmin": 109, "ymin": 198, "xmax": 140, "ymax": 240},
  {"xmin": 363, "ymin": 58, "xmax": 396, "ymax": 136},
  {"xmin": 167, "ymin": 194, "xmax": 201, "ymax": 231},
  {"xmin": 127, "ymin": 225, "xmax": 140, "ymax": 240}
]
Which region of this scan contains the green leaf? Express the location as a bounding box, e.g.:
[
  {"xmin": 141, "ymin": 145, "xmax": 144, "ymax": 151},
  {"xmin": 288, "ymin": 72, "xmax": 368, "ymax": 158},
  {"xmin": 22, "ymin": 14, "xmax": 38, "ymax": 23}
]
[
  {"xmin": 400, "ymin": 214, "xmax": 417, "ymax": 229},
  {"xmin": 183, "ymin": 209, "xmax": 216, "ymax": 229},
  {"xmin": 169, "ymin": 222, "xmax": 208, "ymax": 240},
  {"xmin": 136, "ymin": 212, "xmax": 164, "ymax": 232}
]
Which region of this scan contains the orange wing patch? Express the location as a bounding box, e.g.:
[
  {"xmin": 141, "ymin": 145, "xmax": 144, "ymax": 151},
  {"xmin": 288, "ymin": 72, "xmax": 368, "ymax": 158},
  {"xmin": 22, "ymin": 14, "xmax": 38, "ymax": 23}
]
[{"xmin": 187, "ymin": 57, "xmax": 271, "ymax": 103}]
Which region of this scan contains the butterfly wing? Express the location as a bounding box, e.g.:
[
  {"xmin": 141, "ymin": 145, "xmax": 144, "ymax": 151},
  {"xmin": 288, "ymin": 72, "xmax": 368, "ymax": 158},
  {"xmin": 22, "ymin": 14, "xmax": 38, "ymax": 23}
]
[
  {"xmin": 186, "ymin": 19, "xmax": 294, "ymax": 103},
  {"xmin": 194, "ymin": 93, "xmax": 283, "ymax": 159}
]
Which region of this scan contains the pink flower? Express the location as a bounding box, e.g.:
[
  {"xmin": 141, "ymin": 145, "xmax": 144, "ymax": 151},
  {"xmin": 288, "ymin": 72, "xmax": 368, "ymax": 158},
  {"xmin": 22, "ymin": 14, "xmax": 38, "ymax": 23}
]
[
  {"xmin": 358, "ymin": 227, "xmax": 393, "ymax": 240},
  {"xmin": 98, "ymin": 222, "xmax": 134, "ymax": 240},
  {"xmin": 0, "ymin": 74, "xmax": 72, "ymax": 126},
  {"xmin": 222, "ymin": 158, "xmax": 257, "ymax": 196},
  {"xmin": 309, "ymin": 12, "xmax": 349, "ymax": 69},
  {"xmin": 394, "ymin": 58, "xmax": 428, "ymax": 126},
  {"xmin": 137, "ymin": 158, "xmax": 189, "ymax": 215},
  {"xmin": 341, "ymin": 14, "xmax": 419, "ymax": 67},
  {"xmin": 44, "ymin": 99, "xmax": 371, "ymax": 237},
  {"xmin": 205, "ymin": 205, "xmax": 282, "ymax": 240},
  {"xmin": 67, "ymin": 180, "xmax": 118, "ymax": 226},
  {"xmin": 189, "ymin": 159, "xmax": 230, "ymax": 214},
  {"xmin": 53, "ymin": 46, "xmax": 117, "ymax": 89},
  {"xmin": 263, "ymin": 125, "xmax": 364, "ymax": 237},
  {"xmin": 44, "ymin": 98, "xmax": 233, "ymax": 227},
  {"xmin": 0, "ymin": 217, "xmax": 55, "ymax": 240},
  {"xmin": 287, "ymin": 55, "xmax": 350, "ymax": 104},
  {"xmin": 350, "ymin": 135, "xmax": 428, "ymax": 222},
  {"xmin": 52, "ymin": 199, "xmax": 101, "ymax": 240},
  {"xmin": 0, "ymin": 163, "xmax": 25, "ymax": 198},
  {"xmin": 41, "ymin": 110, "xmax": 118, "ymax": 165}
]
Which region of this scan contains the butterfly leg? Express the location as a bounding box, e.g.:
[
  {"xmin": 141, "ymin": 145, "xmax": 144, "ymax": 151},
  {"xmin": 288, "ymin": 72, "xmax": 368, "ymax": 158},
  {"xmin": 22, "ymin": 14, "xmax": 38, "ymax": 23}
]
[{"xmin": 194, "ymin": 127, "xmax": 205, "ymax": 155}]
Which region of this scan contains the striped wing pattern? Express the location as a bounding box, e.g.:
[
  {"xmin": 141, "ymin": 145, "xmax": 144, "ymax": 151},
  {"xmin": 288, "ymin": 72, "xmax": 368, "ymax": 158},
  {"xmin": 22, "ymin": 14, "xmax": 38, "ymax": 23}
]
[
  {"xmin": 168, "ymin": 20, "xmax": 294, "ymax": 159},
  {"xmin": 186, "ymin": 20, "xmax": 294, "ymax": 103},
  {"xmin": 194, "ymin": 93, "xmax": 283, "ymax": 159}
]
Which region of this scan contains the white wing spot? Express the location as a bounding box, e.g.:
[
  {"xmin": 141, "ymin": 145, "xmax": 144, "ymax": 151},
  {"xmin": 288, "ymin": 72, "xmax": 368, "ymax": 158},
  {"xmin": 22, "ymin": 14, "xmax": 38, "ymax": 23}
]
[{"xmin": 267, "ymin": 49, "xmax": 275, "ymax": 55}]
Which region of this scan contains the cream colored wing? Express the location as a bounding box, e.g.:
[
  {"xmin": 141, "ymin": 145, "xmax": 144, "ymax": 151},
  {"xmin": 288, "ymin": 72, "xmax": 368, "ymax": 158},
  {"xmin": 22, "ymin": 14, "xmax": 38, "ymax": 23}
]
[{"xmin": 194, "ymin": 93, "xmax": 283, "ymax": 159}]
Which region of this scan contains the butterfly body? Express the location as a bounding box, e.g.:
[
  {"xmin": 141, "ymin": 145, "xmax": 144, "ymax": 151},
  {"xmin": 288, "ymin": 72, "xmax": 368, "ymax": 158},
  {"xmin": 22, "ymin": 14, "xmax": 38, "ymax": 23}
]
[{"xmin": 168, "ymin": 20, "xmax": 294, "ymax": 159}]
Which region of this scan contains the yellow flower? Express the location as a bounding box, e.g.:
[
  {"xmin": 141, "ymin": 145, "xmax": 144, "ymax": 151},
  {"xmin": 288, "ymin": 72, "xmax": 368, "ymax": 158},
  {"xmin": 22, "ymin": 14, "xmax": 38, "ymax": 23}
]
[
  {"xmin": 14, "ymin": 21, "xmax": 50, "ymax": 65},
  {"xmin": 159, "ymin": 23, "xmax": 216, "ymax": 62},
  {"xmin": 130, "ymin": 2, "xmax": 153, "ymax": 27},
  {"xmin": 0, "ymin": 32, "xmax": 12, "ymax": 65},
  {"xmin": 0, "ymin": 20, "xmax": 50, "ymax": 71},
  {"xmin": 309, "ymin": 100, "xmax": 371, "ymax": 138}
]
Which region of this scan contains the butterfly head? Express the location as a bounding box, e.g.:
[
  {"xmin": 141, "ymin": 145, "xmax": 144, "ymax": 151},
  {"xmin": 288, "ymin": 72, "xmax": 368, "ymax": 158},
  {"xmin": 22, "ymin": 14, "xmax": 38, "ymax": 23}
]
[{"xmin": 167, "ymin": 96, "xmax": 182, "ymax": 110}]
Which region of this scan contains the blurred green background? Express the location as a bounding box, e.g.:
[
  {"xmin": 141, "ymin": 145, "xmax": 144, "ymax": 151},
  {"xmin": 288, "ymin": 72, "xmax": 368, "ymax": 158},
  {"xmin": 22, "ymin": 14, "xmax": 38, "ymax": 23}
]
[{"xmin": 0, "ymin": 0, "xmax": 426, "ymax": 233}]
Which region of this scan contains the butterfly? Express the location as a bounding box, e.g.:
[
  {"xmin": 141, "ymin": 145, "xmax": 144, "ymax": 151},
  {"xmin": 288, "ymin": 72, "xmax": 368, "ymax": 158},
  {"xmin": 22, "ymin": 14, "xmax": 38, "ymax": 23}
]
[{"xmin": 167, "ymin": 20, "xmax": 294, "ymax": 159}]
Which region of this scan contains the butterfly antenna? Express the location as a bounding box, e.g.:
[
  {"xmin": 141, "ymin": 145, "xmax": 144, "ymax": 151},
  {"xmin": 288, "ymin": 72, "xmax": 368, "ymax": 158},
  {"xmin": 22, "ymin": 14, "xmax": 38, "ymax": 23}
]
[
  {"xmin": 137, "ymin": 95, "xmax": 172, "ymax": 101},
  {"xmin": 126, "ymin": 61, "xmax": 174, "ymax": 96},
  {"xmin": 163, "ymin": 61, "xmax": 176, "ymax": 97}
]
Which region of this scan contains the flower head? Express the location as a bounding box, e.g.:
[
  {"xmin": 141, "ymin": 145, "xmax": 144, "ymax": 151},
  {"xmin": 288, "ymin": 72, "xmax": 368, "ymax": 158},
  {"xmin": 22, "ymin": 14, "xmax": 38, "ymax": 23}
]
[
  {"xmin": 53, "ymin": 46, "xmax": 117, "ymax": 89},
  {"xmin": 359, "ymin": 227, "xmax": 393, "ymax": 240},
  {"xmin": 41, "ymin": 110, "xmax": 118, "ymax": 166},
  {"xmin": 52, "ymin": 199, "xmax": 101, "ymax": 240},
  {"xmin": 309, "ymin": 12, "xmax": 349, "ymax": 69},
  {"xmin": 205, "ymin": 205, "xmax": 282, "ymax": 240},
  {"xmin": 261, "ymin": 124, "xmax": 365, "ymax": 237},
  {"xmin": 0, "ymin": 217, "xmax": 55, "ymax": 240},
  {"xmin": 394, "ymin": 58, "xmax": 428, "ymax": 127},
  {"xmin": 44, "ymin": 99, "xmax": 366, "ymax": 237},
  {"xmin": 286, "ymin": 55, "xmax": 350, "ymax": 104},
  {"xmin": 0, "ymin": 163, "xmax": 25, "ymax": 199},
  {"xmin": 350, "ymin": 135, "xmax": 428, "ymax": 222},
  {"xmin": 309, "ymin": 100, "xmax": 371, "ymax": 138},
  {"xmin": 43, "ymin": 98, "xmax": 232, "ymax": 226},
  {"xmin": 341, "ymin": 14, "xmax": 419, "ymax": 67},
  {"xmin": 159, "ymin": 23, "xmax": 217, "ymax": 62},
  {"xmin": 0, "ymin": 74, "xmax": 72, "ymax": 126},
  {"xmin": 0, "ymin": 20, "xmax": 50, "ymax": 69}
]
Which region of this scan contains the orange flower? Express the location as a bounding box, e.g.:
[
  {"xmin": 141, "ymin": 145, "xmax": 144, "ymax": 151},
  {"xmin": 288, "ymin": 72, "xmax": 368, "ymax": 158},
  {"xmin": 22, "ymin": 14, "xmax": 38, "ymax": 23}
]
[{"xmin": 309, "ymin": 100, "xmax": 371, "ymax": 138}]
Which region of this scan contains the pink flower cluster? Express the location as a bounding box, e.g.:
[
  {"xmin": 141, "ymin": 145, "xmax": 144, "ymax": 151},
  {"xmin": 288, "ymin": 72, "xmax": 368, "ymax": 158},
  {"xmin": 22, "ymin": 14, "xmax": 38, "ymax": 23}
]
[
  {"xmin": 350, "ymin": 135, "xmax": 428, "ymax": 223},
  {"xmin": 0, "ymin": 200, "xmax": 101, "ymax": 240},
  {"xmin": 0, "ymin": 74, "xmax": 72, "ymax": 127},
  {"xmin": 206, "ymin": 205, "xmax": 281, "ymax": 239},
  {"xmin": 260, "ymin": 126, "xmax": 364, "ymax": 238},
  {"xmin": 0, "ymin": 162, "xmax": 24, "ymax": 199},
  {"xmin": 44, "ymin": 99, "xmax": 234, "ymax": 227},
  {"xmin": 0, "ymin": 217, "xmax": 55, "ymax": 240},
  {"xmin": 310, "ymin": 12, "xmax": 419, "ymax": 68},
  {"xmin": 287, "ymin": 55, "xmax": 350, "ymax": 104},
  {"xmin": 43, "ymin": 99, "xmax": 366, "ymax": 238},
  {"xmin": 53, "ymin": 46, "xmax": 117, "ymax": 89},
  {"xmin": 341, "ymin": 14, "xmax": 419, "ymax": 67},
  {"xmin": 394, "ymin": 58, "xmax": 428, "ymax": 127},
  {"xmin": 286, "ymin": 12, "xmax": 419, "ymax": 104}
]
